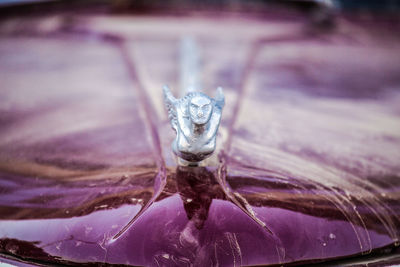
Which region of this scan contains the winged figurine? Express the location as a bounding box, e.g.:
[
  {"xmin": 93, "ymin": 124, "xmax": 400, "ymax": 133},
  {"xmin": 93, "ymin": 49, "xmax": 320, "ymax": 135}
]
[{"xmin": 163, "ymin": 85, "xmax": 225, "ymax": 164}]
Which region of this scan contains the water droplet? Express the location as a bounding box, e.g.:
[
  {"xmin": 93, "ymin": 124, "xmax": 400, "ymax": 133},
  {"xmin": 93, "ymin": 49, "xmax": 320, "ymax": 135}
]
[
  {"xmin": 322, "ymin": 242, "xmax": 327, "ymax": 247},
  {"xmin": 85, "ymin": 226, "xmax": 93, "ymax": 235}
]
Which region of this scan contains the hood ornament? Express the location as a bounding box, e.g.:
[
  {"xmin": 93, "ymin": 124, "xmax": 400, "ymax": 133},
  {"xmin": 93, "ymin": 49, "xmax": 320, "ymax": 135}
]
[
  {"xmin": 163, "ymin": 37, "xmax": 225, "ymax": 166},
  {"xmin": 163, "ymin": 85, "xmax": 224, "ymax": 166}
]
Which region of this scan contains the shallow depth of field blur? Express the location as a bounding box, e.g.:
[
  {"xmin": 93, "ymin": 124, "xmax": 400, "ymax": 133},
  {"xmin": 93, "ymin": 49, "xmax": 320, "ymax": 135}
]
[{"xmin": 0, "ymin": 1, "xmax": 400, "ymax": 266}]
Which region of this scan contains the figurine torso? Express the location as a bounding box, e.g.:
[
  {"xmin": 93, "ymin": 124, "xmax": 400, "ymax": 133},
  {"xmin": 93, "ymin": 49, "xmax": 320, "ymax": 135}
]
[
  {"xmin": 163, "ymin": 86, "xmax": 224, "ymax": 164},
  {"xmin": 172, "ymin": 114, "xmax": 219, "ymax": 162}
]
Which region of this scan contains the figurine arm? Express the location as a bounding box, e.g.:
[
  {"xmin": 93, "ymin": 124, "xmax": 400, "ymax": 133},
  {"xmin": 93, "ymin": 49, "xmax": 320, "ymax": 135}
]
[
  {"xmin": 176, "ymin": 107, "xmax": 192, "ymax": 141},
  {"xmin": 163, "ymin": 85, "xmax": 179, "ymax": 132},
  {"xmin": 202, "ymin": 87, "xmax": 224, "ymax": 141},
  {"xmin": 203, "ymin": 110, "xmax": 222, "ymax": 142}
]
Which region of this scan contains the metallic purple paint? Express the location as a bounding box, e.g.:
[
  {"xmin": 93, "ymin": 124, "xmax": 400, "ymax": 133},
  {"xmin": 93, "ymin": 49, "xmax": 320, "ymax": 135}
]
[{"xmin": 0, "ymin": 8, "xmax": 400, "ymax": 266}]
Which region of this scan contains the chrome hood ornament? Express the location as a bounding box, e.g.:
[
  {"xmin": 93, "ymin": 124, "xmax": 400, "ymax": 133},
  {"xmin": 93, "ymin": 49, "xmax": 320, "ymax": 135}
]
[
  {"xmin": 163, "ymin": 37, "xmax": 225, "ymax": 166},
  {"xmin": 163, "ymin": 85, "xmax": 224, "ymax": 165}
]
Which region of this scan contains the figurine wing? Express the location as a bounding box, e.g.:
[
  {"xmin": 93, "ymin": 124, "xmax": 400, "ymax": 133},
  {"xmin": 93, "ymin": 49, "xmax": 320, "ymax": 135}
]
[
  {"xmin": 163, "ymin": 85, "xmax": 178, "ymax": 131},
  {"xmin": 214, "ymin": 87, "xmax": 225, "ymax": 110}
]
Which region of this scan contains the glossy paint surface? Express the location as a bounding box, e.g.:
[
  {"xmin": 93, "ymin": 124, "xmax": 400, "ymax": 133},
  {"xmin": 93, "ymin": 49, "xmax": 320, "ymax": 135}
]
[{"xmin": 0, "ymin": 9, "xmax": 400, "ymax": 266}]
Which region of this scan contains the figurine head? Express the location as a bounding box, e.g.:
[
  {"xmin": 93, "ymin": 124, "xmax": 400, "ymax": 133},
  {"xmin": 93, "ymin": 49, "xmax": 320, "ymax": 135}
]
[{"xmin": 189, "ymin": 93, "xmax": 213, "ymax": 125}]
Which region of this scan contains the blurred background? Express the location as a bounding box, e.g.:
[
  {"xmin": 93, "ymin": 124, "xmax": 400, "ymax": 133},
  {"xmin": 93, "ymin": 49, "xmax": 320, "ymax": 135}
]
[{"xmin": 1, "ymin": 1, "xmax": 400, "ymax": 266}]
